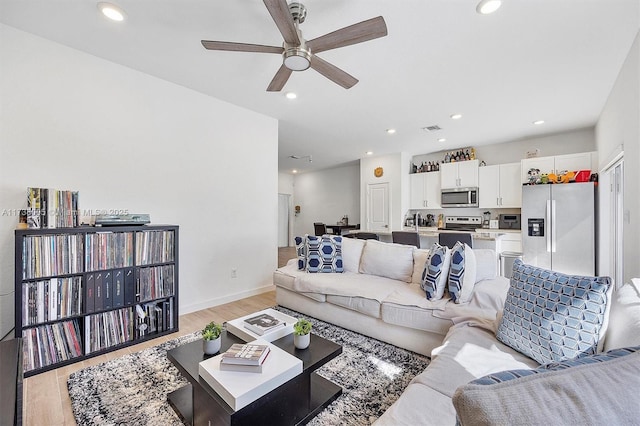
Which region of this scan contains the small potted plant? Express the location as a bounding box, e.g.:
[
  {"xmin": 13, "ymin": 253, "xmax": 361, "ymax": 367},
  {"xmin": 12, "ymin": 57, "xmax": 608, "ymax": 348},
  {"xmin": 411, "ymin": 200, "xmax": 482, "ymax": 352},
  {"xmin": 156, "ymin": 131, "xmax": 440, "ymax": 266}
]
[
  {"xmin": 202, "ymin": 321, "xmax": 223, "ymax": 355},
  {"xmin": 293, "ymin": 318, "xmax": 312, "ymax": 350}
]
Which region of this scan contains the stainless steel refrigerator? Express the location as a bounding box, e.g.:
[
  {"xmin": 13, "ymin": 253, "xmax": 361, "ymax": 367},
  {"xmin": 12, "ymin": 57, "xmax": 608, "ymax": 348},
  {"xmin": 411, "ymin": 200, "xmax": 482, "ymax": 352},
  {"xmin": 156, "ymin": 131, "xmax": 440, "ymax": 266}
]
[{"xmin": 521, "ymin": 182, "xmax": 596, "ymax": 276}]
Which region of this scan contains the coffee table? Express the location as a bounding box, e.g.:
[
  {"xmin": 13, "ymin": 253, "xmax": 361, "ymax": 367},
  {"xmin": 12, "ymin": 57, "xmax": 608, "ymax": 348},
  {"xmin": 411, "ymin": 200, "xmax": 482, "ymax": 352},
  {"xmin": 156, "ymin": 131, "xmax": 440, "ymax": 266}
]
[{"xmin": 167, "ymin": 330, "xmax": 342, "ymax": 426}]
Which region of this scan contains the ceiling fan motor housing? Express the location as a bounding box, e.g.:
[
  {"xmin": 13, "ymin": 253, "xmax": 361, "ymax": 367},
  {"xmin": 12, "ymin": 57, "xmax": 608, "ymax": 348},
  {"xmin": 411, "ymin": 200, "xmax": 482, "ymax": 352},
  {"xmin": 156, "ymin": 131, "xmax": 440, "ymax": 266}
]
[{"xmin": 289, "ymin": 2, "xmax": 307, "ymax": 24}]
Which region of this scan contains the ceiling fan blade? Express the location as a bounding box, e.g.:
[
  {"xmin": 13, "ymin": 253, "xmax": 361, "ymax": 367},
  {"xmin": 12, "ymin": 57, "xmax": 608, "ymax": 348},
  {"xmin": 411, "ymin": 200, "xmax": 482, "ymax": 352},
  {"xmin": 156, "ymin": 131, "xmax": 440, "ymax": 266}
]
[
  {"xmin": 267, "ymin": 65, "xmax": 293, "ymax": 91},
  {"xmin": 307, "ymin": 16, "xmax": 388, "ymax": 54},
  {"xmin": 263, "ymin": 0, "xmax": 300, "ymax": 46},
  {"xmin": 201, "ymin": 40, "xmax": 283, "ymax": 54},
  {"xmin": 310, "ymin": 55, "xmax": 358, "ymax": 89}
]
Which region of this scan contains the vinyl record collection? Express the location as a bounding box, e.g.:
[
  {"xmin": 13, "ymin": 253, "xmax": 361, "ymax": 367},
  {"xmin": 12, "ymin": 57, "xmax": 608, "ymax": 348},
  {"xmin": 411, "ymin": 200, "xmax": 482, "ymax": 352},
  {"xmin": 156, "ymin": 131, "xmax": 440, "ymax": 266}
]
[
  {"xmin": 22, "ymin": 277, "xmax": 83, "ymax": 326},
  {"xmin": 84, "ymin": 307, "xmax": 134, "ymax": 354},
  {"xmin": 22, "ymin": 320, "xmax": 82, "ymax": 371},
  {"xmin": 135, "ymin": 230, "xmax": 175, "ymax": 265},
  {"xmin": 21, "ymin": 234, "xmax": 84, "ymax": 279},
  {"xmin": 85, "ymin": 231, "xmax": 134, "ymax": 271}
]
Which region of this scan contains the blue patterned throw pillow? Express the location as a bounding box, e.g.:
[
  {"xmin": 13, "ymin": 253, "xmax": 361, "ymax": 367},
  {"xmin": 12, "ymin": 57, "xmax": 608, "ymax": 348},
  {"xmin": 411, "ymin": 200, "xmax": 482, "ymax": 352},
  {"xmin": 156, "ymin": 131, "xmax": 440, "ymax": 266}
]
[
  {"xmin": 421, "ymin": 243, "xmax": 451, "ymax": 300},
  {"xmin": 496, "ymin": 259, "xmax": 611, "ymax": 364},
  {"xmin": 448, "ymin": 242, "xmax": 477, "ymax": 304},
  {"xmin": 305, "ymin": 235, "xmax": 344, "ymax": 273},
  {"xmin": 295, "ymin": 236, "xmax": 306, "ymax": 270}
]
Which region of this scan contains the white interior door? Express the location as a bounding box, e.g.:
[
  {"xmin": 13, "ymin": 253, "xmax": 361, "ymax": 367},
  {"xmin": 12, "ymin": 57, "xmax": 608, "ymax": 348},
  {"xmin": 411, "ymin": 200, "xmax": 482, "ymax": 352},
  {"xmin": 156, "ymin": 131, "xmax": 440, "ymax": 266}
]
[
  {"xmin": 367, "ymin": 183, "xmax": 389, "ymax": 232},
  {"xmin": 277, "ymin": 193, "xmax": 290, "ymax": 247},
  {"xmin": 599, "ymin": 157, "xmax": 624, "ymax": 288}
]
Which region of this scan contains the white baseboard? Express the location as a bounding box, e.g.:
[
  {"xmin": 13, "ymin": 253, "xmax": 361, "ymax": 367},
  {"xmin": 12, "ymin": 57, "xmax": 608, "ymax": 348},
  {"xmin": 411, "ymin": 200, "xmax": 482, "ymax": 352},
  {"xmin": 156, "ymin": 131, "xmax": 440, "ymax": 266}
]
[{"xmin": 180, "ymin": 284, "xmax": 276, "ymax": 315}]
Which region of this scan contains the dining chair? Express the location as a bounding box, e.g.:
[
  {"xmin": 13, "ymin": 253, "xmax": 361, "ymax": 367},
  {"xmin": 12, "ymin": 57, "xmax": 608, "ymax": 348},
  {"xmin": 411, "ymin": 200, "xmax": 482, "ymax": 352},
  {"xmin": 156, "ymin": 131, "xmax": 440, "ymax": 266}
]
[
  {"xmin": 354, "ymin": 232, "xmax": 380, "ymax": 240},
  {"xmin": 392, "ymin": 231, "xmax": 421, "ymax": 248},
  {"xmin": 313, "ymin": 222, "xmax": 327, "ymax": 236},
  {"xmin": 438, "ymin": 233, "xmax": 473, "ymax": 249}
]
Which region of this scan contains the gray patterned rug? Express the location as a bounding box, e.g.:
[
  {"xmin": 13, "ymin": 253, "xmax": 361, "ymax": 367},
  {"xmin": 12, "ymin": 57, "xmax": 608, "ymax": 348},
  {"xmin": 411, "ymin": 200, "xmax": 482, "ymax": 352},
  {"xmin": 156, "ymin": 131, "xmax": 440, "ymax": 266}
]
[{"xmin": 67, "ymin": 307, "xmax": 430, "ymax": 425}]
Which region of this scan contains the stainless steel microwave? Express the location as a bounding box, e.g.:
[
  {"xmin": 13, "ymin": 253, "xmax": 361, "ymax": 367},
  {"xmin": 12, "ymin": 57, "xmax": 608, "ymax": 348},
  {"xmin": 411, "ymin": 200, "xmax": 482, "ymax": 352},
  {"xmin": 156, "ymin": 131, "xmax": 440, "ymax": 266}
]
[{"xmin": 441, "ymin": 187, "xmax": 478, "ymax": 208}]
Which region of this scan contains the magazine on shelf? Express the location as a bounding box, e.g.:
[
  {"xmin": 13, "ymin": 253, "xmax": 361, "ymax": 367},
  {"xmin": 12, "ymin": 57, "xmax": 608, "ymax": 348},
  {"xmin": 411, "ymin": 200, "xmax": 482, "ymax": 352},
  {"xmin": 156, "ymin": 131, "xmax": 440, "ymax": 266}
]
[
  {"xmin": 243, "ymin": 313, "xmax": 285, "ymax": 335},
  {"xmin": 221, "ymin": 343, "xmax": 270, "ymax": 365}
]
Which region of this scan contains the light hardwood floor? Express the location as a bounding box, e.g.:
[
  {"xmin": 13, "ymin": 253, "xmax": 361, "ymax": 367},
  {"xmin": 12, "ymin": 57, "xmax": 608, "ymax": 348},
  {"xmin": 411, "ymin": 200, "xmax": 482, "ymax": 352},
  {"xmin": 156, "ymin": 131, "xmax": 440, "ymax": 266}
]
[{"xmin": 22, "ymin": 248, "xmax": 295, "ymax": 426}]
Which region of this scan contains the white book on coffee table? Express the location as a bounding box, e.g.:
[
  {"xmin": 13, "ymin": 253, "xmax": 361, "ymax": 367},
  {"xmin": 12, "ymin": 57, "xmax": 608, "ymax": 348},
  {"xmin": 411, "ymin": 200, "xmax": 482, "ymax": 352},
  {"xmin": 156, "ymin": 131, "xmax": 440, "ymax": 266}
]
[
  {"xmin": 225, "ymin": 308, "xmax": 297, "ymax": 343},
  {"xmin": 198, "ymin": 340, "xmax": 303, "ymax": 411}
]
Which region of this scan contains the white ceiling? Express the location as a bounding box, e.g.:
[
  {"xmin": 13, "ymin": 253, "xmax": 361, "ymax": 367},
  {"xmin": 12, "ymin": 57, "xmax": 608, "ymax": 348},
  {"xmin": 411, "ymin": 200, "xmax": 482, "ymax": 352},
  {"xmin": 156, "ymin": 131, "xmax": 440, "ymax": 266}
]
[{"xmin": 1, "ymin": 1, "xmax": 638, "ymax": 173}]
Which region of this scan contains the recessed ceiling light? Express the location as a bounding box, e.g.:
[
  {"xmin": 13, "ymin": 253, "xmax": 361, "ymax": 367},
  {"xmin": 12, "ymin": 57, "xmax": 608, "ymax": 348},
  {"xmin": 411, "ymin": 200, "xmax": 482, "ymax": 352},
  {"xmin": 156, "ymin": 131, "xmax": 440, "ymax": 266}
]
[
  {"xmin": 438, "ymin": 138, "xmax": 447, "ymax": 143},
  {"xmin": 292, "ymin": 169, "xmax": 298, "ymax": 174},
  {"xmin": 366, "ymin": 151, "xmax": 373, "ymax": 156},
  {"xmin": 450, "ymin": 114, "xmax": 462, "ymax": 120},
  {"xmin": 533, "ymin": 120, "xmax": 545, "ymax": 125},
  {"xmin": 386, "ymin": 129, "xmax": 396, "ymax": 134},
  {"xmin": 98, "ymin": 2, "xmax": 125, "ymax": 21},
  {"xmin": 285, "ymin": 92, "xmax": 297, "ymax": 100},
  {"xmin": 476, "ymin": 0, "xmax": 502, "ymax": 15}
]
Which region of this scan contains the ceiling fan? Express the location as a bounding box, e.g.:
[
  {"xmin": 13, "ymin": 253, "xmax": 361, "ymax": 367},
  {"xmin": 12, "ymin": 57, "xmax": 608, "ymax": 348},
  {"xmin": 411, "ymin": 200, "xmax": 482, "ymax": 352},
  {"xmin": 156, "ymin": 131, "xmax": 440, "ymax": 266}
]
[{"xmin": 201, "ymin": 0, "xmax": 388, "ymax": 91}]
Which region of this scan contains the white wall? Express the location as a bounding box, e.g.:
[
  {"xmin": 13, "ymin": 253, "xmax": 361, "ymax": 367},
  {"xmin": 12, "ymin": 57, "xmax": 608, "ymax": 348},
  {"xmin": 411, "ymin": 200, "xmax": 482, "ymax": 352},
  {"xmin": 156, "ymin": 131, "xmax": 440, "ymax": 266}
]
[
  {"xmin": 596, "ymin": 30, "xmax": 640, "ymax": 283},
  {"xmin": 413, "ymin": 127, "xmax": 595, "ymax": 167},
  {"xmin": 359, "ymin": 153, "xmax": 410, "ymax": 231},
  {"xmin": 0, "ymin": 25, "xmax": 279, "ymax": 338},
  {"xmin": 292, "ymin": 163, "xmax": 360, "ymax": 237}
]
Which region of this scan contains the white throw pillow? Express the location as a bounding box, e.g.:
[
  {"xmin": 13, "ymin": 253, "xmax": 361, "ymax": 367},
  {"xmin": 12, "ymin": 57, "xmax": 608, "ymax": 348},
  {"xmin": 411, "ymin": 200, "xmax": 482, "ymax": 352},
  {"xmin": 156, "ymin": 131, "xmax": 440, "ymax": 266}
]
[
  {"xmin": 472, "ymin": 249, "xmax": 498, "ymax": 282},
  {"xmin": 448, "ymin": 242, "xmax": 477, "ymax": 303},
  {"xmin": 412, "ymin": 249, "xmax": 431, "ymax": 284},
  {"xmin": 604, "ymin": 278, "xmax": 640, "ymax": 351},
  {"xmin": 341, "ymin": 237, "xmax": 366, "ymax": 273},
  {"xmin": 420, "ymin": 243, "xmax": 451, "ymax": 300},
  {"xmin": 359, "ymin": 239, "xmax": 414, "ymax": 283}
]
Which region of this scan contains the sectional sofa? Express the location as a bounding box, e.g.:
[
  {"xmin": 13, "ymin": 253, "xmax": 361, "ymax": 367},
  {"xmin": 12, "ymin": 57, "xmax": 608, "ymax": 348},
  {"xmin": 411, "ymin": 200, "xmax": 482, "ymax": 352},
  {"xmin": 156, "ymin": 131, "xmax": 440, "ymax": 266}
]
[{"xmin": 274, "ymin": 236, "xmax": 640, "ymax": 425}]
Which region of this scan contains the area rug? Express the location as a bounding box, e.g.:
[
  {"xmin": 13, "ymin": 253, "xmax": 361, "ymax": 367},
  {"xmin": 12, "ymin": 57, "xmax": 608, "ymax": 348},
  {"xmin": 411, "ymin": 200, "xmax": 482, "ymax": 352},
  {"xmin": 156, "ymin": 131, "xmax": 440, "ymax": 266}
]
[{"xmin": 68, "ymin": 306, "xmax": 430, "ymax": 425}]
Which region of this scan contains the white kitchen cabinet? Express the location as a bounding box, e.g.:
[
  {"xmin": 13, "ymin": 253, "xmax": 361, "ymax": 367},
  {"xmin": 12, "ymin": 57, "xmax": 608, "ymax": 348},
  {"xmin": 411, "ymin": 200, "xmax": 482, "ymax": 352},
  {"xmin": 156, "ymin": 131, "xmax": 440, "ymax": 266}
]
[
  {"xmin": 521, "ymin": 151, "xmax": 597, "ymax": 184},
  {"xmin": 410, "ymin": 172, "xmax": 441, "ymax": 209},
  {"xmin": 479, "ymin": 163, "xmax": 522, "ymax": 208},
  {"xmin": 440, "ymin": 160, "xmax": 478, "ymax": 189}
]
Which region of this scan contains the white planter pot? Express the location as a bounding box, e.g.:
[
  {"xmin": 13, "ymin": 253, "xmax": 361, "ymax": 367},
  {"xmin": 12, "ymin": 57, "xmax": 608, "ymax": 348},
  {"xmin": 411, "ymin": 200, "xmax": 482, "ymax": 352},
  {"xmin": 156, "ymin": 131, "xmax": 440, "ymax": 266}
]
[
  {"xmin": 203, "ymin": 337, "xmax": 221, "ymax": 355},
  {"xmin": 294, "ymin": 333, "xmax": 310, "ymax": 350}
]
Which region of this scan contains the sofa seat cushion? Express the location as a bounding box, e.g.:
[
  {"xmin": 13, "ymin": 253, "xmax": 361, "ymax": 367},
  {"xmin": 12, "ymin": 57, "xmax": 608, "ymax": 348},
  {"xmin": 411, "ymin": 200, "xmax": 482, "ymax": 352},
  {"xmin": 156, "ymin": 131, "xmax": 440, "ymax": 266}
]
[
  {"xmin": 453, "ymin": 346, "xmax": 640, "ymax": 426},
  {"xmin": 275, "ymin": 261, "xmax": 407, "ymax": 303},
  {"xmin": 381, "ymin": 283, "xmax": 451, "ymax": 333},
  {"xmin": 373, "ymin": 382, "xmax": 457, "ymax": 426},
  {"xmin": 326, "ymin": 294, "xmax": 381, "ymax": 318},
  {"xmin": 434, "ymin": 276, "xmax": 511, "ymax": 323},
  {"xmin": 273, "ymin": 263, "xmax": 326, "ymax": 302},
  {"xmin": 415, "ymin": 320, "xmax": 539, "ymax": 399}
]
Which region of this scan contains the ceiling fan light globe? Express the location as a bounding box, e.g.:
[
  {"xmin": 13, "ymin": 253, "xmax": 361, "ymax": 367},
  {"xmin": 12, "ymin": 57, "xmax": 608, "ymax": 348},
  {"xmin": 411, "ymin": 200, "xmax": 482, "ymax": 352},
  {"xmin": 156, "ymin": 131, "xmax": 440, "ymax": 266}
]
[{"xmin": 283, "ymin": 48, "xmax": 311, "ymax": 71}]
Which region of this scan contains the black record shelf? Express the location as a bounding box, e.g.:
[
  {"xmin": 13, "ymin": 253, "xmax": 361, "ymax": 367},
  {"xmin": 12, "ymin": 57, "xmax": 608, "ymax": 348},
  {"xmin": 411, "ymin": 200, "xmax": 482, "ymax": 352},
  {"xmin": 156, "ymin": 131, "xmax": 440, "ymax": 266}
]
[{"xmin": 14, "ymin": 224, "xmax": 179, "ymax": 377}]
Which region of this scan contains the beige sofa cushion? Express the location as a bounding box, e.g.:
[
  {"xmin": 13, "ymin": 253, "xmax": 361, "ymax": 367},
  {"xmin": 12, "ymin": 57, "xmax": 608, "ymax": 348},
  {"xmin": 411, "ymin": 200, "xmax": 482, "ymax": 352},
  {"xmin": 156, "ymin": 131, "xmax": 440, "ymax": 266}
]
[
  {"xmin": 359, "ymin": 240, "xmax": 415, "ymax": 283},
  {"xmin": 326, "ymin": 295, "xmax": 381, "ymax": 318},
  {"xmin": 411, "ymin": 248, "xmax": 430, "ymax": 284},
  {"xmin": 341, "ymin": 237, "xmax": 366, "ymax": 273},
  {"xmin": 604, "ymin": 278, "xmax": 640, "ymax": 351}
]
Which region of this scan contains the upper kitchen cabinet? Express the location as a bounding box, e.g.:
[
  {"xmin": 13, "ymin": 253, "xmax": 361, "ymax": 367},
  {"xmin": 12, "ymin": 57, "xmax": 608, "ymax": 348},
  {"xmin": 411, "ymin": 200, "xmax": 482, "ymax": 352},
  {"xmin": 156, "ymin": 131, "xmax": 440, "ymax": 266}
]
[
  {"xmin": 479, "ymin": 163, "xmax": 522, "ymax": 208},
  {"xmin": 410, "ymin": 172, "xmax": 441, "ymax": 209},
  {"xmin": 521, "ymin": 152, "xmax": 597, "ymax": 184},
  {"xmin": 440, "ymin": 159, "xmax": 479, "ymax": 189}
]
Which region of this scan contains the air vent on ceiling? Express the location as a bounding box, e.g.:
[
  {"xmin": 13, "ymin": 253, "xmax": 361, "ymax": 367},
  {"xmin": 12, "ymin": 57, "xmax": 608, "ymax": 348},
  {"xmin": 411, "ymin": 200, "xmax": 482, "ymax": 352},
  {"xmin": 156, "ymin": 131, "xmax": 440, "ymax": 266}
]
[{"xmin": 422, "ymin": 125, "xmax": 442, "ymax": 132}]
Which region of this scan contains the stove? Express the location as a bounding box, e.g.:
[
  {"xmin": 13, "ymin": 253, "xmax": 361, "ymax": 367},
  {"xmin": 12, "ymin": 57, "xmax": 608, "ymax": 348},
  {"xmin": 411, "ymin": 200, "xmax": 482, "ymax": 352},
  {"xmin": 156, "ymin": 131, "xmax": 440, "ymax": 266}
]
[{"xmin": 440, "ymin": 216, "xmax": 483, "ymax": 232}]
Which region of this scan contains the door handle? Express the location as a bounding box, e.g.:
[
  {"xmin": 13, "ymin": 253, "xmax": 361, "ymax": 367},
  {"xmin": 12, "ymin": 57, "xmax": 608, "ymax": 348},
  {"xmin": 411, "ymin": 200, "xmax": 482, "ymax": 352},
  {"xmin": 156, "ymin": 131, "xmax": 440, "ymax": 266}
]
[
  {"xmin": 546, "ymin": 200, "xmax": 551, "ymax": 252},
  {"xmin": 551, "ymin": 200, "xmax": 556, "ymax": 253},
  {"xmin": 497, "ymin": 197, "xmax": 500, "ymax": 206}
]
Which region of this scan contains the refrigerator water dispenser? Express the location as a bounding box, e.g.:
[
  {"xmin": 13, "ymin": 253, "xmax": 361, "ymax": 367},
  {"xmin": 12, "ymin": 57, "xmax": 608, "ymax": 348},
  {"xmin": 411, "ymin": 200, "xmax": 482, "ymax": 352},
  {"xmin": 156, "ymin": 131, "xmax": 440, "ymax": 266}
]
[{"xmin": 528, "ymin": 218, "xmax": 545, "ymax": 237}]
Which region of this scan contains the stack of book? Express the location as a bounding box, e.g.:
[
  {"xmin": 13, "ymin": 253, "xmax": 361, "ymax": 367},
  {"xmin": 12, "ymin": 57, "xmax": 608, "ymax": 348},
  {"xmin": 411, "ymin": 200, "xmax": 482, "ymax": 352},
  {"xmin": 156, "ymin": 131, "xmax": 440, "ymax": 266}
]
[
  {"xmin": 219, "ymin": 343, "xmax": 270, "ymax": 373},
  {"xmin": 243, "ymin": 313, "xmax": 285, "ymax": 336}
]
